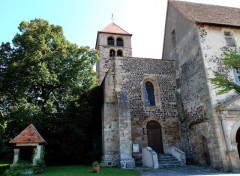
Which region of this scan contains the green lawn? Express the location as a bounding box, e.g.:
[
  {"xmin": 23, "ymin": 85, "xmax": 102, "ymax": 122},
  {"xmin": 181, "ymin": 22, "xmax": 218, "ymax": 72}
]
[
  {"xmin": 0, "ymin": 162, "xmax": 140, "ymax": 176},
  {"xmin": 42, "ymin": 165, "xmax": 140, "ymax": 176},
  {"xmin": 0, "ymin": 160, "xmax": 11, "ymax": 175}
]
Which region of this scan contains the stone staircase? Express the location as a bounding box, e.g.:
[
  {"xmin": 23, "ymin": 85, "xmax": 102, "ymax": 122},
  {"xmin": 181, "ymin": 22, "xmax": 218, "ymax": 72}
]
[{"xmin": 158, "ymin": 154, "xmax": 181, "ymax": 168}]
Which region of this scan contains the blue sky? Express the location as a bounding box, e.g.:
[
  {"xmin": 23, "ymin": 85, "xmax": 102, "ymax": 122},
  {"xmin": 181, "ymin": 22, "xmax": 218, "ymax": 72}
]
[{"xmin": 1, "ymin": 0, "xmax": 240, "ymax": 58}]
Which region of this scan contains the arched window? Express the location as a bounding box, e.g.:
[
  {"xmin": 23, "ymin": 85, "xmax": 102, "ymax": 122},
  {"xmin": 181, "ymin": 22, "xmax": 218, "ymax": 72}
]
[
  {"xmin": 117, "ymin": 38, "xmax": 123, "ymax": 46},
  {"xmin": 117, "ymin": 50, "xmax": 123, "ymax": 57},
  {"xmin": 144, "ymin": 81, "xmax": 155, "ymax": 106},
  {"xmin": 109, "ymin": 49, "xmax": 115, "ymax": 57},
  {"xmin": 108, "ymin": 37, "xmax": 114, "ymax": 46}
]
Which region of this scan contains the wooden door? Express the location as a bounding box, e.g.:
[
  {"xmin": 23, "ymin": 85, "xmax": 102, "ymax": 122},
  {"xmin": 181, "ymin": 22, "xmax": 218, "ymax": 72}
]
[{"xmin": 147, "ymin": 121, "xmax": 163, "ymax": 154}]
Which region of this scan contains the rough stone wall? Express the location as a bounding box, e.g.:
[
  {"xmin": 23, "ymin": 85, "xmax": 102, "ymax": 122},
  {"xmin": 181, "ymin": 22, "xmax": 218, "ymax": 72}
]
[
  {"xmin": 162, "ymin": 3, "xmax": 226, "ymax": 169},
  {"xmin": 114, "ymin": 57, "xmax": 180, "ymax": 160},
  {"xmin": 101, "ymin": 65, "xmax": 119, "ymax": 166},
  {"xmin": 96, "ymin": 33, "xmax": 132, "ymax": 84}
]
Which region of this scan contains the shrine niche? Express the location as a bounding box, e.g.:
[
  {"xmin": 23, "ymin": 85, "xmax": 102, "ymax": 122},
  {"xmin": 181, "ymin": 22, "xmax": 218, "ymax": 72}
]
[{"xmin": 9, "ymin": 124, "xmax": 47, "ymax": 165}]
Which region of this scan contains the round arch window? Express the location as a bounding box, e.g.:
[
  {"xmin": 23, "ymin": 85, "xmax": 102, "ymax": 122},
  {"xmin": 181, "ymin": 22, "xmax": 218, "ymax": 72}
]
[
  {"xmin": 109, "ymin": 49, "xmax": 115, "ymax": 57},
  {"xmin": 117, "ymin": 38, "xmax": 123, "ymax": 46},
  {"xmin": 108, "ymin": 37, "xmax": 114, "ymax": 46},
  {"xmin": 117, "ymin": 50, "xmax": 123, "ymax": 57}
]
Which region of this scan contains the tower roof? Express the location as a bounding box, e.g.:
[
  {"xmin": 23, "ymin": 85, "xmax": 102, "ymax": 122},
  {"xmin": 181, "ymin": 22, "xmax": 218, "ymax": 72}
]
[
  {"xmin": 170, "ymin": 0, "xmax": 240, "ymax": 27},
  {"xmin": 99, "ymin": 23, "xmax": 131, "ymax": 35},
  {"xmin": 9, "ymin": 124, "xmax": 46, "ymax": 144}
]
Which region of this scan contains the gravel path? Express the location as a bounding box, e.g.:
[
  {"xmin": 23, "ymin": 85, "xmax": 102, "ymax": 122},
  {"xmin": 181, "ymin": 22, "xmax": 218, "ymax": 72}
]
[{"xmin": 138, "ymin": 165, "xmax": 240, "ymax": 176}]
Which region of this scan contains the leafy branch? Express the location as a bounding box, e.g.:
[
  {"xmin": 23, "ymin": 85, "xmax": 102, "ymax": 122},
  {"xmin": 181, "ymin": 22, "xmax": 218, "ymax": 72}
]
[{"xmin": 209, "ymin": 48, "xmax": 240, "ymax": 94}]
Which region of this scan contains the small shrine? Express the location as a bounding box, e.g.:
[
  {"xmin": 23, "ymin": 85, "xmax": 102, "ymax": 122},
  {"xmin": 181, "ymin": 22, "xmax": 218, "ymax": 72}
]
[{"xmin": 9, "ymin": 124, "xmax": 47, "ymax": 165}]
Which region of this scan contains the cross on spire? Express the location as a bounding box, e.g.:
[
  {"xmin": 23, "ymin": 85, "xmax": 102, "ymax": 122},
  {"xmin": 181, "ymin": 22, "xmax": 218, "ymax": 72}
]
[{"xmin": 111, "ymin": 13, "xmax": 114, "ymax": 23}]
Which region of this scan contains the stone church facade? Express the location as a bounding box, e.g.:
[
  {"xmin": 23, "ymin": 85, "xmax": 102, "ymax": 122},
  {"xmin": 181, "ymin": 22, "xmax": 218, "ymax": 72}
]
[{"xmin": 96, "ymin": 1, "xmax": 240, "ymax": 171}]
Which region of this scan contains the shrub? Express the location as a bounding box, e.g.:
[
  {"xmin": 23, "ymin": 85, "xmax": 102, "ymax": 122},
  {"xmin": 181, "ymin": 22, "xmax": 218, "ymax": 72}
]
[
  {"xmin": 92, "ymin": 161, "xmax": 100, "ymax": 167},
  {"xmin": 3, "ymin": 161, "xmax": 33, "ymax": 176},
  {"xmin": 0, "ymin": 164, "xmax": 10, "ymax": 175}
]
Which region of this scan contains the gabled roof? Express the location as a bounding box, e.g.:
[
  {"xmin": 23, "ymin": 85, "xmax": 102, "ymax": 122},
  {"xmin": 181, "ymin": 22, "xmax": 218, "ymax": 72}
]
[
  {"xmin": 9, "ymin": 124, "xmax": 46, "ymax": 144},
  {"xmin": 99, "ymin": 23, "xmax": 131, "ymax": 35},
  {"xmin": 170, "ymin": 0, "xmax": 240, "ymax": 27}
]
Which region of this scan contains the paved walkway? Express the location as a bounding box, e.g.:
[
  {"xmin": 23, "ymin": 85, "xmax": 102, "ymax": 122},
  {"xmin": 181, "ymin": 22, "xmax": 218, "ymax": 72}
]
[{"xmin": 138, "ymin": 165, "xmax": 240, "ymax": 176}]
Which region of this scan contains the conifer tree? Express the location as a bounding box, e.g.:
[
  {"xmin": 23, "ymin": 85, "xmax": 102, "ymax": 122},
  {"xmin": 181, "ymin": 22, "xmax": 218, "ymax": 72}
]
[{"xmin": 209, "ymin": 48, "xmax": 240, "ymax": 94}]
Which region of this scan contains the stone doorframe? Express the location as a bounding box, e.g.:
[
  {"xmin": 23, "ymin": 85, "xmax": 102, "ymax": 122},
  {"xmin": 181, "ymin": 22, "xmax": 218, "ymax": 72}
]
[
  {"xmin": 230, "ymin": 121, "xmax": 240, "ymax": 145},
  {"xmin": 142, "ymin": 119, "xmax": 166, "ymax": 153},
  {"xmin": 215, "ymin": 111, "xmax": 240, "ymax": 171},
  {"xmin": 228, "ymin": 121, "xmax": 240, "ymax": 170},
  {"xmin": 195, "ymin": 134, "xmax": 211, "ymax": 166}
]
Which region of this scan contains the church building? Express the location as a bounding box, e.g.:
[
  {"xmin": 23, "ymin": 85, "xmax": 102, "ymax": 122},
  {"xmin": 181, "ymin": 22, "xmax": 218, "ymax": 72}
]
[{"xmin": 95, "ymin": 0, "xmax": 240, "ymax": 171}]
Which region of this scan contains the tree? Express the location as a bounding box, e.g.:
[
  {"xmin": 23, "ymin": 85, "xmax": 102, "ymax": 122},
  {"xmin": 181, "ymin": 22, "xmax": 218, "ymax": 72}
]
[
  {"xmin": 209, "ymin": 48, "xmax": 240, "ymax": 94},
  {"xmin": 0, "ymin": 19, "xmax": 98, "ymax": 163}
]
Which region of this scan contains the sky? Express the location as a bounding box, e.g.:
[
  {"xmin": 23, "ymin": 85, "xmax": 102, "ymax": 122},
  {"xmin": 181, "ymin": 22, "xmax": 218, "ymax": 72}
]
[{"xmin": 1, "ymin": 0, "xmax": 240, "ymax": 59}]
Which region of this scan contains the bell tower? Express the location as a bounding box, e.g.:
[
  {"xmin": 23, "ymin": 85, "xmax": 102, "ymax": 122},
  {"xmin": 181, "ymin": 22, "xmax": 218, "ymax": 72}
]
[
  {"xmin": 95, "ymin": 23, "xmax": 134, "ymax": 168},
  {"xmin": 95, "ymin": 23, "xmax": 132, "ymax": 84}
]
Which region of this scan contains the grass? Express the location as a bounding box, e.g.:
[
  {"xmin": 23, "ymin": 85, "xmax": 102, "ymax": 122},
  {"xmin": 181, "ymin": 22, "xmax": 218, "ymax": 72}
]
[
  {"xmin": 0, "ymin": 160, "xmax": 11, "ymax": 175},
  {"xmin": 42, "ymin": 165, "xmax": 140, "ymax": 176},
  {"xmin": 0, "ymin": 161, "xmax": 140, "ymax": 176}
]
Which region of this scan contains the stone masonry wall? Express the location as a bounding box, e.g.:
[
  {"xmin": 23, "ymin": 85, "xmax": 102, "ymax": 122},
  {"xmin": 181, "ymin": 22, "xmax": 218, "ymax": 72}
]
[
  {"xmin": 162, "ymin": 4, "xmax": 226, "ymax": 169},
  {"xmin": 114, "ymin": 57, "xmax": 180, "ymax": 160},
  {"xmin": 101, "ymin": 65, "xmax": 119, "ymax": 166},
  {"xmin": 96, "ymin": 33, "xmax": 132, "ymax": 84}
]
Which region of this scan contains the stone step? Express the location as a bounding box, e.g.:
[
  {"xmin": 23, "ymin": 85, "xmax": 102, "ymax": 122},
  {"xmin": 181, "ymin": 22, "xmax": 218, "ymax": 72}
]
[
  {"xmin": 159, "ymin": 160, "xmax": 181, "ymax": 164},
  {"xmin": 158, "ymin": 155, "xmax": 174, "ymax": 159},
  {"xmin": 158, "ymin": 154, "xmax": 172, "ymax": 157},
  {"xmin": 158, "ymin": 156, "xmax": 176, "ymax": 160},
  {"xmin": 157, "ymin": 154, "xmax": 181, "ymax": 168},
  {"xmin": 158, "ymin": 163, "xmax": 181, "ymax": 168}
]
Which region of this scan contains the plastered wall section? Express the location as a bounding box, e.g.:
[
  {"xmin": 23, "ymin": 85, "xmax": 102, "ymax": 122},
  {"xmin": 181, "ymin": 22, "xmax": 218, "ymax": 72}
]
[
  {"xmin": 199, "ymin": 25, "xmax": 240, "ymax": 106},
  {"xmin": 199, "ymin": 25, "xmax": 240, "ymax": 170}
]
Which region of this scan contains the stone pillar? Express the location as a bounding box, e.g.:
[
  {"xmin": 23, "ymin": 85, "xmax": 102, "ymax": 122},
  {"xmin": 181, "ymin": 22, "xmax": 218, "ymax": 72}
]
[
  {"xmin": 117, "ymin": 91, "xmax": 135, "ymax": 168},
  {"xmin": 221, "ymin": 116, "xmax": 232, "ymax": 152},
  {"xmin": 101, "ymin": 68, "xmax": 119, "ymax": 167},
  {"xmin": 219, "ymin": 112, "xmax": 235, "ymax": 171},
  {"xmin": 33, "ymin": 145, "xmax": 42, "ymax": 165},
  {"xmin": 13, "ymin": 149, "xmax": 20, "ymax": 165}
]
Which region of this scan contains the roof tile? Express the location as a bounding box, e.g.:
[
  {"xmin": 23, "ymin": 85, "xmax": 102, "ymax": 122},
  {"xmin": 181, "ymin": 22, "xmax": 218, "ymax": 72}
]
[
  {"xmin": 9, "ymin": 124, "xmax": 46, "ymax": 144},
  {"xmin": 170, "ymin": 0, "xmax": 240, "ymax": 27},
  {"xmin": 100, "ymin": 23, "xmax": 131, "ymax": 35}
]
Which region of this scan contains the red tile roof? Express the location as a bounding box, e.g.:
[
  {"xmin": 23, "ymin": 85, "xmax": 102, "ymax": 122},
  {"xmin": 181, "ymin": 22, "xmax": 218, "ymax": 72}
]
[
  {"xmin": 9, "ymin": 124, "xmax": 46, "ymax": 144},
  {"xmin": 170, "ymin": 0, "xmax": 240, "ymax": 27},
  {"xmin": 99, "ymin": 23, "xmax": 131, "ymax": 35}
]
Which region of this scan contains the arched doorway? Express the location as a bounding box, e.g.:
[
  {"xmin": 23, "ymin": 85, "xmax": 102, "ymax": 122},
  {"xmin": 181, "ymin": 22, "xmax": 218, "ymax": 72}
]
[
  {"xmin": 147, "ymin": 121, "xmax": 163, "ymax": 154},
  {"xmin": 236, "ymin": 128, "xmax": 240, "ymax": 158},
  {"xmin": 202, "ymin": 136, "xmax": 211, "ymax": 166},
  {"xmin": 198, "ymin": 135, "xmax": 211, "ymax": 166}
]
